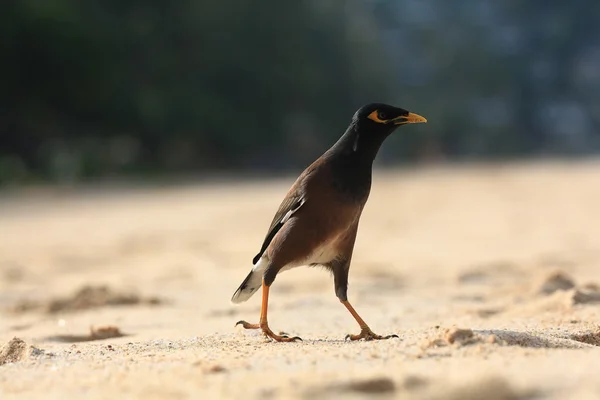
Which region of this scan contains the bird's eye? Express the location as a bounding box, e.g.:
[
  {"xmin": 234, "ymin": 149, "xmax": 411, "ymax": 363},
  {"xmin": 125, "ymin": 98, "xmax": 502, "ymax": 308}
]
[{"xmin": 377, "ymin": 111, "xmax": 387, "ymax": 120}]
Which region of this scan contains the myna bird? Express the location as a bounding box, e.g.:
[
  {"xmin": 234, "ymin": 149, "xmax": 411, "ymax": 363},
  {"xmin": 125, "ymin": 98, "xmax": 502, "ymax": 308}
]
[{"xmin": 231, "ymin": 103, "xmax": 427, "ymax": 342}]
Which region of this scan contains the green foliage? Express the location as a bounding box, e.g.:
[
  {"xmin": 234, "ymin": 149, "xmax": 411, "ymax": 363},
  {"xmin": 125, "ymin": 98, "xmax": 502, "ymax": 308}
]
[
  {"xmin": 0, "ymin": 0, "xmax": 394, "ymax": 183},
  {"xmin": 1, "ymin": 0, "xmax": 600, "ymax": 184}
]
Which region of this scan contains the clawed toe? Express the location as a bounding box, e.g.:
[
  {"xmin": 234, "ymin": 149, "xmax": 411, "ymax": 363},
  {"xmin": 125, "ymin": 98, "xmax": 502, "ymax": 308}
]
[
  {"xmin": 235, "ymin": 320, "xmax": 260, "ymax": 329},
  {"xmin": 345, "ymin": 329, "xmax": 399, "ymax": 341},
  {"xmin": 235, "ymin": 320, "xmax": 301, "ymax": 342},
  {"xmin": 279, "ymin": 335, "xmax": 302, "ymax": 342},
  {"xmin": 263, "ymin": 330, "xmax": 302, "ymax": 342}
]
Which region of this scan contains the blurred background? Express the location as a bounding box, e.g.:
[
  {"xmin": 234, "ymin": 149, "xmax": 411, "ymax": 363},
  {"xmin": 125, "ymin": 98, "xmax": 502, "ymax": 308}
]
[
  {"xmin": 2, "ymin": 4, "xmax": 600, "ymax": 395},
  {"xmin": 2, "ymin": 0, "xmax": 600, "ymax": 186}
]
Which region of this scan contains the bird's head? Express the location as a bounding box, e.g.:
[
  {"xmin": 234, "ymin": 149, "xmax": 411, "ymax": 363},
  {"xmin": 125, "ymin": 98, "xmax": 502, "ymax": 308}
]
[
  {"xmin": 332, "ymin": 102, "xmax": 427, "ymax": 158},
  {"xmin": 353, "ymin": 103, "xmax": 427, "ymax": 136}
]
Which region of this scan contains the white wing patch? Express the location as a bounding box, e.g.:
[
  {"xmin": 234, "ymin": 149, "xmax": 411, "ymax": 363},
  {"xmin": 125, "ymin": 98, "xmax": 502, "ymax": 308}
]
[{"xmin": 280, "ymin": 198, "xmax": 305, "ymax": 224}]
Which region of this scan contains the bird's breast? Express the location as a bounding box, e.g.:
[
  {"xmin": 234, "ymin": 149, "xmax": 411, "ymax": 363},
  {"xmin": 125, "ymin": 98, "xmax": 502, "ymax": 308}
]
[{"xmin": 328, "ymin": 164, "xmax": 372, "ymax": 205}]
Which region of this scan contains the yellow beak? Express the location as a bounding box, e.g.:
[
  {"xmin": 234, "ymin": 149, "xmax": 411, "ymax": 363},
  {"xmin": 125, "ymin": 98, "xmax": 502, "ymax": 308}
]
[{"xmin": 393, "ymin": 112, "xmax": 427, "ymax": 125}]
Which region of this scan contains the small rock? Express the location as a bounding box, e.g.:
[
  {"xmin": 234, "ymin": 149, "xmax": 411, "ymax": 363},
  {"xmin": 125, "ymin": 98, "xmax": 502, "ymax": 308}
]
[
  {"xmin": 29, "ymin": 346, "xmax": 45, "ymax": 357},
  {"xmin": 304, "ymin": 377, "xmax": 396, "ymax": 398},
  {"xmin": 90, "ymin": 325, "xmax": 124, "ymax": 340},
  {"xmin": 2, "ymin": 263, "xmax": 25, "ymax": 282},
  {"xmin": 581, "ymin": 282, "xmax": 600, "ymax": 292},
  {"xmin": 536, "ymin": 271, "xmax": 575, "ymax": 295},
  {"xmin": 194, "ymin": 361, "xmax": 227, "ymax": 374},
  {"xmin": 403, "ymin": 375, "xmax": 428, "ymax": 390},
  {"xmin": 0, "ymin": 337, "xmax": 28, "ymax": 365},
  {"xmin": 445, "ymin": 328, "xmax": 474, "ymax": 345},
  {"xmin": 206, "ymin": 364, "xmax": 226, "ymax": 373},
  {"xmin": 343, "ymin": 377, "xmax": 396, "ymax": 394},
  {"xmin": 486, "ymin": 334, "xmax": 498, "ymax": 344},
  {"xmin": 572, "ymin": 289, "xmax": 600, "ymax": 305},
  {"xmin": 438, "ymin": 376, "xmax": 534, "ymax": 400}
]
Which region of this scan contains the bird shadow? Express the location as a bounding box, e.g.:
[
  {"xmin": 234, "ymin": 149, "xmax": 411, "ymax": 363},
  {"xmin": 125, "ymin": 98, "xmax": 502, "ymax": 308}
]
[
  {"xmin": 44, "ymin": 325, "xmax": 131, "ymax": 343},
  {"xmin": 45, "ymin": 333, "xmax": 132, "ymax": 343}
]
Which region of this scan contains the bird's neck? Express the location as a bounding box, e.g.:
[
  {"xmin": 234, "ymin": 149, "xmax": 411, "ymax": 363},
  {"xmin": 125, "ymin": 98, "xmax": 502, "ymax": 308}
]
[
  {"xmin": 324, "ymin": 126, "xmax": 387, "ymax": 203},
  {"xmin": 329, "ymin": 125, "xmax": 388, "ymax": 165}
]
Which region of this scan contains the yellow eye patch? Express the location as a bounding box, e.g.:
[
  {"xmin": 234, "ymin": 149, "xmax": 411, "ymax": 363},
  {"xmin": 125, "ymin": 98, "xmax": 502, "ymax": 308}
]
[{"xmin": 367, "ymin": 110, "xmax": 388, "ymax": 123}]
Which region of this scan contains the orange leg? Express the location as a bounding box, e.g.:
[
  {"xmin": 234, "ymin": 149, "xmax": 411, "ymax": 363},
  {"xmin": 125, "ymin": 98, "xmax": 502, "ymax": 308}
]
[
  {"xmin": 235, "ymin": 280, "xmax": 301, "ymax": 342},
  {"xmin": 342, "ymin": 300, "xmax": 398, "ymax": 341}
]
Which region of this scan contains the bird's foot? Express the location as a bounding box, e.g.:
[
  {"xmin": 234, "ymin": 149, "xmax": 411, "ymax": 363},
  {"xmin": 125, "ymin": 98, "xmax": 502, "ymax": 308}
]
[
  {"xmin": 235, "ymin": 320, "xmax": 302, "ymax": 342},
  {"xmin": 261, "ymin": 325, "xmax": 302, "ymax": 342},
  {"xmin": 345, "ymin": 328, "xmax": 399, "ymax": 341}
]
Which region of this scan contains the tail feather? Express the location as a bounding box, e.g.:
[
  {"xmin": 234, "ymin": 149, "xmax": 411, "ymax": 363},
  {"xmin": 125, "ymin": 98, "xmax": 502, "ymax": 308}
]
[{"xmin": 230, "ymin": 257, "xmax": 268, "ymax": 304}]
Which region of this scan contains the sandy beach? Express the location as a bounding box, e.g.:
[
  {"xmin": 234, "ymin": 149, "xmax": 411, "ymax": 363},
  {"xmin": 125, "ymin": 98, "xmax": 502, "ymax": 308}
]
[{"xmin": 1, "ymin": 160, "xmax": 600, "ymax": 399}]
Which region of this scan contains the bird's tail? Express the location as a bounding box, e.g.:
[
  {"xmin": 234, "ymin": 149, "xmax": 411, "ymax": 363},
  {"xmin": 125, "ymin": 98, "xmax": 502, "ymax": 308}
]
[{"xmin": 230, "ymin": 257, "xmax": 267, "ymax": 304}]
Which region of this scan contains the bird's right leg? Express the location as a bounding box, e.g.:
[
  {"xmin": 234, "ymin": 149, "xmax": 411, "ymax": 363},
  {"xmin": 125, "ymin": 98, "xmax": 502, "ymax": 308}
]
[
  {"xmin": 333, "ymin": 257, "xmax": 398, "ymax": 341},
  {"xmin": 235, "ymin": 278, "xmax": 301, "ymax": 342}
]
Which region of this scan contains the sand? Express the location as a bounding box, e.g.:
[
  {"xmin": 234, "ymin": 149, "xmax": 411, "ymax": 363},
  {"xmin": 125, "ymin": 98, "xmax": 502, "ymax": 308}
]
[{"xmin": 1, "ymin": 159, "xmax": 600, "ymax": 399}]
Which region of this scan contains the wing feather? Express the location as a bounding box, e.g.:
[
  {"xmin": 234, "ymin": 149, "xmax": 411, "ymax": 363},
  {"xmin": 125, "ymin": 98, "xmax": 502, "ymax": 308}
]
[{"xmin": 252, "ymin": 193, "xmax": 305, "ymax": 264}]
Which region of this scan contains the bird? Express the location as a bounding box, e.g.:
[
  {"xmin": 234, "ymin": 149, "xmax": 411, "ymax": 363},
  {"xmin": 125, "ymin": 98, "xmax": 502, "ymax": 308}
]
[{"xmin": 231, "ymin": 103, "xmax": 427, "ymax": 342}]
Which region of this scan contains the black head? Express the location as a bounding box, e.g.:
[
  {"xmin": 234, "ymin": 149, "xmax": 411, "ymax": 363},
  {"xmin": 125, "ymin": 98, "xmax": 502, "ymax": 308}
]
[
  {"xmin": 352, "ymin": 103, "xmax": 427, "ymax": 135},
  {"xmin": 329, "ymin": 103, "xmax": 427, "ymax": 160},
  {"xmin": 328, "ymin": 102, "xmax": 427, "ymax": 161}
]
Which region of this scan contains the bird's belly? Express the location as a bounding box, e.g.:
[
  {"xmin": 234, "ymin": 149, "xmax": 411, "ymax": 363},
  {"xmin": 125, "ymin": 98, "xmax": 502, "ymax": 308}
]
[
  {"xmin": 279, "ymin": 241, "xmax": 338, "ymax": 274},
  {"xmin": 306, "ymin": 242, "xmax": 339, "ymax": 265}
]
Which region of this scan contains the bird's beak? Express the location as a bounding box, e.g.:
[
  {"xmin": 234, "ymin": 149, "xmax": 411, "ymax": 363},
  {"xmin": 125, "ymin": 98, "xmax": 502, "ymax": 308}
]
[{"xmin": 393, "ymin": 112, "xmax": 427, "ymax": 125}]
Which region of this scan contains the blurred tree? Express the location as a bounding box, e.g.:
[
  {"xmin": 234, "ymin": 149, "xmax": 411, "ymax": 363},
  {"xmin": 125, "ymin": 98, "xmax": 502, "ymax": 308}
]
[
  {"xmin": 1, "ymin": 0, "xmax": 600, "ymax": 185},
  {"xmin": 375, "ymin": 0, "xmax": 600, "ymax": 162},
  {"xmin": 0, "ymin": 0, "xmax": 393, "ymax": 183}
]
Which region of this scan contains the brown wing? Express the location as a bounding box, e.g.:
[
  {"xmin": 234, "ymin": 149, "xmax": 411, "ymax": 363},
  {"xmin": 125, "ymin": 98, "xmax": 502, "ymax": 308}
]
[
  {"xmin": 252, "ymin": 159, "xmax": 329, "ymax": 265},
  {"xmin": 252, "ymin": 190, "xmax": 305, "ymax": 265}
]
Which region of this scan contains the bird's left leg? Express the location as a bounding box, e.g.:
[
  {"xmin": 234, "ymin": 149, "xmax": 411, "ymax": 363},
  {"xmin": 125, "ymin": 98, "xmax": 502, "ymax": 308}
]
[
  {"xmin": 235, "ymin": 279, "xmax": 301, "ymax": 342},
  {"xmin": 340, "ymin": 300, "xmax": 399, "ymax": 341},
  {"xmin": 333, "ymin": 259, "xmax": 399, "ymax": 341}
]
